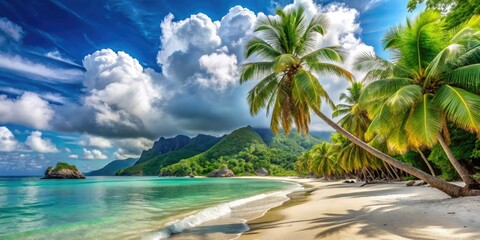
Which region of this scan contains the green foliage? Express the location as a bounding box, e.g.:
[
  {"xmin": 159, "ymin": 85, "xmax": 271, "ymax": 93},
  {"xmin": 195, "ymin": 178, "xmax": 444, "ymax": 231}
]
[
  {"xmin": 160, "ymin": 127, "xmax": 319, "ymax": 176},
  {"xmin": 398, "ymin": 151, "xmax": 431, "ymax": 172},
  {"xmin": 358, "ymin": 10, "xmax": 480, "ymax": 152},
  {"xmin": 51, "ymin": 162, "xmax": 79, "ymax": 172},
  {"xmin": 428, "ymin": 126, "xmax": 478, "ymax": 180},
  {"xmin": 119, "ymin": 135, "xmax": 221, "ymax": 176},
  {"xmin": 407, "ymin": 0, "xmax": 480, "ymax": 29},
  {"xmin": 241, "ymin": 5, "xmax": 353, "ymax": 135}
]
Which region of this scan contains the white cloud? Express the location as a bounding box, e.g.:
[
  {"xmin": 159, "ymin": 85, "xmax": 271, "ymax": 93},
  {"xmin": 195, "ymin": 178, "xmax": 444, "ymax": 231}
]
[
  {"xmin": 25, "ymin": 131, "xmax": 59, "ymax": 153},
  {"xmin": 0, "ymin": 92, "xmax": 54, "ymax": 129},
  {"xmin": 44, "ymin": 50, "xmax": 80, "ymax": 66},
  {"xmin": 79, "ymin": 135, "xmax": 112, "ymax": 148},
  {"xmin": 196, "ymin": 52, "xmax": 238, "ymax": 91},
  {"xmin": 69, "ymin": 154, "xmax": 79, "ymax": 159},
  {"xmin": 157, "ymin": 13, "xmax": 221, "ymax": 79},
  {"xmin": 65, "ymin": 147, "xmax": 71, "ymax": 153},
  {"xmin": 113, "ymin": 137, "xmax": 153, "ymax": 159},
  {"xmin": 0, "ymin": 126, "xmax": 19, "ymax": 152},
  {"xmin": 0, "ymin": 54, "xmax": 84, "ymax": 83},
  {"xmin": 0, "ymin": 87, "xmax": 67, "ymax": 105},
  {"xmin": 83, "ymin": 148, "xmax": 108, "ymax": 160},
  {"xmin": 0, "ymin": 17, "xmax": 24, "ymax": 43},
  {"xmin": 72, "ymin": 49, "xmax": 175, "ymax": 137},
  {"xmin": 113, "ymin": 148, "xmax": 137, "ymax": 159},
  {"xmin": 217, "ymin": 6, "xmax": 257, "ymax": 55}
]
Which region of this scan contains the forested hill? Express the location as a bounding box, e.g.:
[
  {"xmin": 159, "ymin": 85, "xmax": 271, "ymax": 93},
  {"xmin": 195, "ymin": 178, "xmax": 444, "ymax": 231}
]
[{"xmin": 116, "ymin": 126, "xmax": 325, "ymax": 176}]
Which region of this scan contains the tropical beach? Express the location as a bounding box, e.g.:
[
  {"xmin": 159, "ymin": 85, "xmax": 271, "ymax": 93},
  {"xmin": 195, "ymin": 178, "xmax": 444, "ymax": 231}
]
[
  {"xmin": 1, "ymin": 0, "xmax": 480, "ymax": 239},
  {"xmin": 240, "ymin": 178, "xmax": 480, "ymax": 240}
]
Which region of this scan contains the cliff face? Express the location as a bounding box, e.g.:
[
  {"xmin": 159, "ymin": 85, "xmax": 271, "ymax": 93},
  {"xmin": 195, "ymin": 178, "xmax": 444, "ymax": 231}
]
[
  {"xmin": 118, "ymin": 134, "xmax": 222, "ymax": 176},
  {"xmin": 42, "ymin": 162, "xmax": 85, "ymax": 179},
  {"xmin": 136, "ymin": 135, "xmax": 191, "ymax": 164}
]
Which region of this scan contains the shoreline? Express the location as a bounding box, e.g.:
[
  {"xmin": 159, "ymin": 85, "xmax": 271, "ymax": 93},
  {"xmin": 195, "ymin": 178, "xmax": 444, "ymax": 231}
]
[{"xmin": 235, "ymin": 177, "xmax": 480, "ymax": 240}]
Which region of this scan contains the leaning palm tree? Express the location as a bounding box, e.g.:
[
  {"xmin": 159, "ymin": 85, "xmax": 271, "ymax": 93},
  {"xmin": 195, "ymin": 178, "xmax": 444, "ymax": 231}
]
[
  {"xmin": 333, "ymin": 82, "xmax": 384, "ymax": 178},
  {"xmin": 240, "ymin": 6, "xmax": 480, "ymax": 197},
  {"xmin": 358, "ymin": 11, "xmax": 480, "ymax": 189}
]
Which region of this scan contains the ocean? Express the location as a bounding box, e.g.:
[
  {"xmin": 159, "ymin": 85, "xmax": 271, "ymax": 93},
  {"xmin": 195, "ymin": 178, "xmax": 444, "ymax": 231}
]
[{"xmin": 0, "ymin": 176, "xmax": 298, "ymax": 239}]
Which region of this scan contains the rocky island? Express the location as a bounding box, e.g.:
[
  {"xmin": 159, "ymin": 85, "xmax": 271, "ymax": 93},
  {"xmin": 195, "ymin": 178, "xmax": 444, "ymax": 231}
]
[{"xmin": 42, "ymin": 162, "xmax": 86, "ymax": 179}]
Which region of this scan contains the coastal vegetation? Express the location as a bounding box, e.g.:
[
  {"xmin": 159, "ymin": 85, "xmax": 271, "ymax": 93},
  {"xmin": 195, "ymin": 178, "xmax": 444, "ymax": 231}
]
[
  {"xmin": 117, "ymin": 126, "xmax": 321, "ymax": 177},
  {"xmin": 241, "ymin": 5, "xmax": 480, "ymax": 197}
]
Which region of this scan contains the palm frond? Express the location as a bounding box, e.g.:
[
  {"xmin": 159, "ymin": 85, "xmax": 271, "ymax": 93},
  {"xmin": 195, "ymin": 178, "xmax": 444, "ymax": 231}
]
[
  {"xmin": 385, "ymin": 84, "xmax": 423, "ymax": 114},
  {"xmin": 405, "ymin": 94, "xmax": 442, "ymax": 148},
  {"xmin": 240, "ymin": 62, "xmax": 274, "ymax": 83},
  {"xmin": 300, "ymin": 46, "xmax": 344, "ymax": 63},
  {"xmin": 245, "ymin": 37, "xmax": 282, "ymax": 60},
  {"xmin": 445, "ymin": 64, "xmax": 480, "ymax": 94},
  {"xmin": 307, "ymin": 62, "xmax": 354, "ymax": 82},
  {"xmin": 433, "ymin": 85, "xmax": 480, "ymax": 134}
]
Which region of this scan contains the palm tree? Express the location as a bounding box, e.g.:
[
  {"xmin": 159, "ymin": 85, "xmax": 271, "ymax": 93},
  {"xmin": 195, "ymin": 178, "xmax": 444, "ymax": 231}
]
[
  {"xmin": 333, "ymin": 82, "xmax": 384, "ymax": 178},
  {"xmin": 308, "ymin": 142, "xmax": 343, "ymax": 179},
  {"xmin": 357, "ymin": 11, "xmax": 480, "ymax": 189},
  {"xmin": 240, "ymin": 6, "xmax": 480, "ymax": 197}
]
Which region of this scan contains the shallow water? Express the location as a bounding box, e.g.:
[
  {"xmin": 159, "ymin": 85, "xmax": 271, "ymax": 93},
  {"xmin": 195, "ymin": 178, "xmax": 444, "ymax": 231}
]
[{"xmin": 0, "ymin": 176, "xmax": 295, "ymax": 239}]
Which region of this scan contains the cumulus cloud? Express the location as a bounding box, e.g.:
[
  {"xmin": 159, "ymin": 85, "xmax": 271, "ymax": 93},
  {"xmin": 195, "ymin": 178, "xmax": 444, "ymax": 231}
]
[
  {"xmin": 0, "ymin": 17, "xmax": 24, "ymax": 44},
  {"xmin": 79, "ymin": 135, "xmax": 112, "ymax": 148},
  {"xmin": 196, "ymin": 52, "xmax": 238, "ymax": 91},
  {"xmin": 82, "ymin": 50, "xmax": 165, "ymax": 131},
  {"xmin": 25, "ymin": 131, "xmax": 59, "ymax": 153},
  {"xmin": 0, "ymin": 92, "xmax": 54, "ymax": 129},
  {"xmin": 83, "ymin": 148, "xmax": 108, "ymax": 160},
  {"xmin": 0, "ymin": 126, "xmax": 19, "ymax": 152},
  {"xmin": 218, "ymin": 6, "xmax": 257, "ymax": 55},
  {"xmin": 55, "ymin": 49, "xmax": 180, "ymax": 138},
  {"xmin": 69, "ymin": 154, "xmax": 79, "ymax": 159},
  {"xmin": 54, "ymin": 0, "xmax": 374, "ymax": 141}
]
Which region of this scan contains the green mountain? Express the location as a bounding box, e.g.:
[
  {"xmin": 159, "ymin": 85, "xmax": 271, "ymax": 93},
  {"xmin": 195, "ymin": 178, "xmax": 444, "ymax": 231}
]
[
  {"xmin": 159, "ymin": 127, "xmax": 322, "ymax": 176},
  {"xmin": 159, "ymin": 126, "xmax": 265, "ymax": 176},
  {"xmin": 136, "ymin": 135, "xmax": 191, "ymax": 164},
  {"xmin": 118, "ymin": 126, "xmax": 322, "ymax": 177},
  {"xmin": 117, "ymin": 134, "xmax": 222, "ymax": 176},
  {"xmin": 86, "ymin": 158, "xmax": 137, "ymax": 176}
]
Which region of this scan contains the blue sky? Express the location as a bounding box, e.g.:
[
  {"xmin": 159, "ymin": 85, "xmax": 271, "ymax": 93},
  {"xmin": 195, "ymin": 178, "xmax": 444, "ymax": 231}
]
[{"xmin": 0, "ymin": 0, "xmax": 422, "ymax": 175}]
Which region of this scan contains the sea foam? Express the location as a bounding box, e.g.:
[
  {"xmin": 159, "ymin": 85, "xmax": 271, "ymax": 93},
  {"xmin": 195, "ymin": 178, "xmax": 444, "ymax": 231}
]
[{"xmin": 145, "ymin": 188, "xmax": 297, "ymax": 239}]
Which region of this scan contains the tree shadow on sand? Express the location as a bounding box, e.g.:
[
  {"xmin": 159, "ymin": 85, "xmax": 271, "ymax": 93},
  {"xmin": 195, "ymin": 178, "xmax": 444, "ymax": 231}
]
[{"xmin": 303, "ymin": 203, "xmax": 479, "ymax": 240}]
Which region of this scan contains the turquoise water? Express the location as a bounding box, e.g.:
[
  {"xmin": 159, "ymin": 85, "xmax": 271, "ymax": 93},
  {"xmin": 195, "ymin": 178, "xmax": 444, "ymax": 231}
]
[{"xmin": 0, "ymin": 176, "xmax": 295, "ymax": 239}]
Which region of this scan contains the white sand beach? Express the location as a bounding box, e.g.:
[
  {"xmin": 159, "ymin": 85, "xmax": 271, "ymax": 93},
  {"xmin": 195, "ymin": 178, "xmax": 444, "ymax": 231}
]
[{"xmin": 239, "ymin": 177, "xmax": 480, "ymax": 240}]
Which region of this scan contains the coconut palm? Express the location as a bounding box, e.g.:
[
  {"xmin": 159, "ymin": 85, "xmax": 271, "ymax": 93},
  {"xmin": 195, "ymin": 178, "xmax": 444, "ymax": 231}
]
[
  {"xmin": 240, "ymin": 6, "xmax": 480, "ymax": 197},
  {"xmin": 308, "ymin": 142, "xmax": 343, "ymax": 179},
  {"xmin": 333, "ymin": 83, "xmax": 383, "ymax": 176},
  {"xmin": 358, "ymin": 11, "xmax": 480, "ymax": 189}
]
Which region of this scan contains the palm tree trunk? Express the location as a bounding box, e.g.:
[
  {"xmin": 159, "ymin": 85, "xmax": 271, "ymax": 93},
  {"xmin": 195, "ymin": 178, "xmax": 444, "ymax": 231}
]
[
  {"xmin": 382, "ymin": 161, "xmax": 395, "ymax": 180},
  {"xmin": 386, "ymin": 162, "xmax": 401, "ymax": 180},
  {"xmin": 437, "ymin": 135, "xmax": 479, "ymax": 189},
  {"xmin": 416, "ymin": 148, "xmax": 436, "ymax": 177},
  {"xmin": 312, "ymin": 108, "xmax": 480, "ymax": 197}
]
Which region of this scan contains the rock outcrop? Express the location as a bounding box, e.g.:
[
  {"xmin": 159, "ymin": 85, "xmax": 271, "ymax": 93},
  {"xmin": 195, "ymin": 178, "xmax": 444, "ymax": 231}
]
[
  {"xmin": 255, "ymin": 168, "xmax": 269, "ymax": 176},
  {"xmin": 207, "ymin": 166, "xmax": 235, "ymax": 177},
  {"xmin": 42, "ymin": 162, "xmax": 85, "ymax": 179}
]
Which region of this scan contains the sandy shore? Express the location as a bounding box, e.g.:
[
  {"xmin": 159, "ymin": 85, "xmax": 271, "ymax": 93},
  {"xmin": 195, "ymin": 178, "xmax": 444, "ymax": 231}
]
[{"xmin": 237, "ymin": 177, "xmax": 480, "ymax": 240}]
